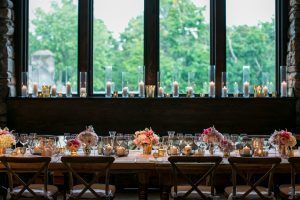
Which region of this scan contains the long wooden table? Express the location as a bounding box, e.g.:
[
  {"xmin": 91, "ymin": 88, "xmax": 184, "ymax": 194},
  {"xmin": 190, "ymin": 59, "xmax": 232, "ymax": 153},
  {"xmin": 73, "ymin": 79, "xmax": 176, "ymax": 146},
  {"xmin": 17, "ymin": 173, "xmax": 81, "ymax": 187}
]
[{"xmin": 0, "ymin": 149, "xmax": 296, "ymax": 200}]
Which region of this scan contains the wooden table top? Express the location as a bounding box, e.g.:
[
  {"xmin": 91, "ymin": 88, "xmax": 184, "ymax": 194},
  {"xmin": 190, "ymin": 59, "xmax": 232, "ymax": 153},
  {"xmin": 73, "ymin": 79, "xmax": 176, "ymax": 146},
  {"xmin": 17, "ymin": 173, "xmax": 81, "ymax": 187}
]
[{"xmin": 0, "ymin": 149, "xmax": 296, "ymax": 173}]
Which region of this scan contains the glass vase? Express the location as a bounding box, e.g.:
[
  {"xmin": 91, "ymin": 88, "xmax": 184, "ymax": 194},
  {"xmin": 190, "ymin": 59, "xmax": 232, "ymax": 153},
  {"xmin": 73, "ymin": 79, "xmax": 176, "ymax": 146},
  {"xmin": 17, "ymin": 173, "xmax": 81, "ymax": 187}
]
[
  {"xmin": 80, "ymin": 72, "xmax": 87, "ymax": 98},
  {"xmin": 172, "ymin": 69, "xmax": 179, "ymax": 98},
  {"xmin": 157, "ymin": 72, "xmax": 164, "ymax": 98},
  {"xmin": 221, "ymin": 72, "xmax": 228, "ymax": 98},
  {"xmin": 142, "ymin": 143, "xmax": 152, "ymax": 155},
  {"xmin": 122, "ymin": 72, "xmax": 129, "ymax": 98},
  {"xmin": 83, "ymin": 145, "xmax": 92, "ymax": 156},
  {"xmin": 21, "ymin": 72, "xmax": 28, "ymax": 97},
  {"xmin": 280, "ymin": 66, "xmax": 287, "ymax": 97},
  {"xmin": 105, "ymin": 66, "xmax": 113, "ymax": 98},
  {"xmin": 186, "ymin": 72, "xmax": 195, "ymax": 98}
]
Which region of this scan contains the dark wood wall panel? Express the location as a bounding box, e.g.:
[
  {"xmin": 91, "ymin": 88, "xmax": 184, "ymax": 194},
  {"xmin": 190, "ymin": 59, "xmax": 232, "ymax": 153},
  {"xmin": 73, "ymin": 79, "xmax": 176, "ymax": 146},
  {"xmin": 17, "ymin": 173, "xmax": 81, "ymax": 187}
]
[{"xmin": 7, "ymin": 98, "xmax": 296, "ymax": 135}]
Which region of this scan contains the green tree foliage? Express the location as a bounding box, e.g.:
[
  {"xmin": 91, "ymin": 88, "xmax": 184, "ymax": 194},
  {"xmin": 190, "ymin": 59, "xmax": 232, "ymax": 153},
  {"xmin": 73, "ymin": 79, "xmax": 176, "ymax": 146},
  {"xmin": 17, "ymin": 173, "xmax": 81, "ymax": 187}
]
[{"xmin": 29, "ymin": 0, "xmax": 275, "ymax": 94}]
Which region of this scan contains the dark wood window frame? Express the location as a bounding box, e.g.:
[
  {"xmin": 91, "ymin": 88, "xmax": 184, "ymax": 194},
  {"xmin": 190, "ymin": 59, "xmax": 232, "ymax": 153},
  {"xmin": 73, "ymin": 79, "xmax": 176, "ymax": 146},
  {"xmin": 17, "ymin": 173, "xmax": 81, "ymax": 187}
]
[{"xmin": 14, "ymin": 0, "xmax": 289, "ymax": 98}]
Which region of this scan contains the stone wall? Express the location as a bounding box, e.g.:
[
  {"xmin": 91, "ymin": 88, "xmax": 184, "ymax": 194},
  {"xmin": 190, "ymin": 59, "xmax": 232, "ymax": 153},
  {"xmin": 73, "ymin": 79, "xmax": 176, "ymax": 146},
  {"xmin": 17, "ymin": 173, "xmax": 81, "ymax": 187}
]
[
  {"xmin": 288, "ymin": 0, "xmax": 300, "ymax": 131},
  {"xmin": 0, "ymin": 0, "xmax": 14, "ymax": 128}
]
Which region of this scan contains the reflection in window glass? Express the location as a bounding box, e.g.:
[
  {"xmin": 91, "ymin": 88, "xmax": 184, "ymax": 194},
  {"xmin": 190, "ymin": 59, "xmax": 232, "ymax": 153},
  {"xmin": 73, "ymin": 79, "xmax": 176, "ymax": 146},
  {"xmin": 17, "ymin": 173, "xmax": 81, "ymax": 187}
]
[
  {"xmin": 160, "ymin": 0, "xmax": 210, "ymax": 95},
  {"xmin": 93, "ymin": 0, "xmax": 144, "ymax": 93},
  {"xmin": 29, "ymin": 0, "xmax": 78, "ymax": 93},
  {"xmin": 226, "ymin": 0, "xmax": 275, "ymax": 94}
]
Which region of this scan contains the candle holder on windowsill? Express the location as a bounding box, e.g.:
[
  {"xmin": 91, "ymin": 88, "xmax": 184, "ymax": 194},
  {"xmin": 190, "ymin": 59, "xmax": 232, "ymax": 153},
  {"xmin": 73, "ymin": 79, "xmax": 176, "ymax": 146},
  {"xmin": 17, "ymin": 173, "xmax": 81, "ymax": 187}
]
[
  {"xmin": 21, "ymin": 72, "xmax": 28, "ymax": 98},
  {"xmin": 209, "ymin": 65, "xmax": 215, "ymax": 98},
  {"xmin": 80, "ymin": 72, "xmax": 87, "ymax": 98},
  {"xmin": 243, "ymin": 66, "xmax": 250, "ymax": 98}
]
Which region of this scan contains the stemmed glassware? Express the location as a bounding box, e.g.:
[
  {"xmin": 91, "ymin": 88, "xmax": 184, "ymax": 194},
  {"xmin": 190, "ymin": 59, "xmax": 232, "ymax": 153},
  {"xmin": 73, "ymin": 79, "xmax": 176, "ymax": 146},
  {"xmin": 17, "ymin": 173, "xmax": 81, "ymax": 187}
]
[
  {"xmin": 12, "ymin": 132, "xmax": 19, "ymax": 149},
  {"xmin": 19, "ymin": 134, "xmax": 29, "ymax": 148},
  {"xmin": 168, "ymin": 131, "xmax": 175, "ymax": 146},
  {"xmin": 64, "ymin": 133, "xmax": 71, "ymax": 145},
  {"xmin": 230, "ymin": 134, "xmax": 239, "ymax": 155},
  {"xmin": 116, "ymin": 134, "xmax": 124, "ymax": 146},
  {"xmin": 177, "ymin": 133, "xmax": 184, "ymax": 152}
]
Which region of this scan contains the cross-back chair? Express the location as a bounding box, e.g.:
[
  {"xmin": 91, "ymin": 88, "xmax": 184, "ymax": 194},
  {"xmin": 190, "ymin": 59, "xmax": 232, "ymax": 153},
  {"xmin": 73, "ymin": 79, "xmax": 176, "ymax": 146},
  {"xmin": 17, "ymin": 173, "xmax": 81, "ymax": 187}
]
[
  {"xmin": 279, "ymin": 157, "xmax": 300, "ymax": 199},
  {"xmin": 0, "ymin": 156, "xmax": 58, "ymax": 200},
  {"xmin": 61, "ymin": 156, "xmax": 115, "ymax": 200},
  {"xmin": 225, "ymin": 157, "xmax": 281, "ymax": 200},
  {"xmin": 168, "ymin": 156, "xmax": 222, "ymax": 199}
]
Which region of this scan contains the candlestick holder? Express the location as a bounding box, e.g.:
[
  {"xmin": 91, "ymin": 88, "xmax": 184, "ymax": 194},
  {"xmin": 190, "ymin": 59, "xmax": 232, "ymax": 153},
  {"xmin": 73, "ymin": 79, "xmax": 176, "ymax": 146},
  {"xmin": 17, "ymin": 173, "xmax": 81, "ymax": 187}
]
[
  {"xmin": 186, "ymin": 72, "xmax": 195, "ymax": 98},
  {"xmin": 209, "ymin": 65, "xmax": 215, "ymax": 98},
  {"xmin": 138, "ymin": 66, "xmax": 145, "ymax": 98},
  {"xmin": 122, "ymin": 72, "xmax": 129, "ymax": 98},
  {"xmin": 21, "ymin": 72, "xmax": 28, "ymax": 97},
  {"xmin": 243, "ymin": 66, "xmax": 250, "ymax": 98},
  {"xmin": 221, "ymin": 72, "xmax": 228, "ymax": 98},
  {"xmin": 280, "ymin": 66, "xmax": 287, "ymax": 97},
  {"xmin": 172, "ymin": 69, "xmax": 179, "ymax": 98},
  {"xmin": 157, "ymin": 72, "xmax": 164, "ymax": 98},
  {"xmin": 80, "ymin": 72, "xmax": 87, "ymax": 98},
  {"xmin": 105, "ymin": 66, "xmax": 112, "ymax": 98}
]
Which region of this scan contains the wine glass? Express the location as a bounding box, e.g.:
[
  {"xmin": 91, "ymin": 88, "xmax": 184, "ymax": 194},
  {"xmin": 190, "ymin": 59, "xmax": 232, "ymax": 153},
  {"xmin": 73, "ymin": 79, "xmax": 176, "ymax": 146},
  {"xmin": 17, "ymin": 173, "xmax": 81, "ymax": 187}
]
[
  {"xmin": 64, "ymin": 133, "xmax": 71, "ymax": 145},
  {"xmin": 231, "ymin": 134, "xmax": 239, "ymax": 155},
  {"xmin": 177, "ymin": 133, "xmax": 184, "ymax": 151},
  {"xmin": 12, "ymin": 132, "xmax": 19, "ymax": 149},
  {"xmin": 19, "ymin": 134, "xmax": 29, "ymax": 147},
  {"xmin": 184, "ymin": 134, "xmax": 193, "ymax": 146},
  {"xmin": 116, "ymin": 134, "xmax": 124, "ymax": 146}
]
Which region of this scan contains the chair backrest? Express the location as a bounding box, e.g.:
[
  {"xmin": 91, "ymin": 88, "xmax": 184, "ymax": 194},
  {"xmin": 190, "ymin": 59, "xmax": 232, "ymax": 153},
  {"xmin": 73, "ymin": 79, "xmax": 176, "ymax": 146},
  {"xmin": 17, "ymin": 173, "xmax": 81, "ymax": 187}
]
[
  {"xmin": 0, "ymin": 156, "xmax": 51, "ymax": 199},
  {"xmin": 288, "ymin": 157, "xmax": 300, "ymax": 199},
  {"xmin": 168, "ymin": 156, "xmax": 222, "ymax": 200},
  {"xmin": 228, "ymin": 157, "xmax": 281, "ymax": 200},
  {"xmin": 61, "ymin": 156, "xmax": 115, "ymax": 199}
]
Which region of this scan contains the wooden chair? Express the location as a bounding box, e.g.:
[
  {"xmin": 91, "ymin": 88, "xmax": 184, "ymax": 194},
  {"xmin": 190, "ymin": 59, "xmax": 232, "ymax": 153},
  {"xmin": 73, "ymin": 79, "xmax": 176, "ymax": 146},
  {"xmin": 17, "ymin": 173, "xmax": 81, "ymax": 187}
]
[
  {"xmin": 168, "ymin": 156, "xmax": 222, "ymax": 199},
  {"xmin": 0, "ymin": 156, "xmax": 58, "ymax": 200},
  {"xmin": 61, "ymin": 156, "xmax": 115, "ymax": 200},
  {"xmin": 279, "ymin": 157, "xmax": 300, "ymax": 199},
  {"xmin": 225, "ymin": 157, "xmax": 281, "ymax": 200}
]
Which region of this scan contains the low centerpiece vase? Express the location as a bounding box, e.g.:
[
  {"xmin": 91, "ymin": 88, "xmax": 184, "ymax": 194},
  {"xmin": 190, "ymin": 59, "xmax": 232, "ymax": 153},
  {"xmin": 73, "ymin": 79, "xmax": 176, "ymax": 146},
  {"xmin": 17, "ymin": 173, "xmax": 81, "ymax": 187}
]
[
  {"xmin": 70, "ymin": 146, "xmax": 78, "ymax": 156},
  {"xmin": 223, "ymin": 149, "xmax": 230, "ymax": 158},
  {"xmin": 83, "ymin": 144, "xmax": 92, "ymax": 156},
  {"xmin": 279, "ymin": 145, "xmax": 290, "ymax": 158},
  {"xmin": 0, "ymin": 148, "xmax": 6, "ymax": 155},
  {"xmin": 209, "ymin": 143, "xmax": 214, "ymax": 156},
  {"xmin": 142, "ymin": 144, "xmax": 152, "ymax": 155}
]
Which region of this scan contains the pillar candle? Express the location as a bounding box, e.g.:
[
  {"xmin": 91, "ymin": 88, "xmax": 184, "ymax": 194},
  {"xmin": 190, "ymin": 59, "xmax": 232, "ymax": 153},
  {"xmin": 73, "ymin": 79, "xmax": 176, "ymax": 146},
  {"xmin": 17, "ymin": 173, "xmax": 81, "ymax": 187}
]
[
  {"xmin": 21, "ymin": 85, "xmax": 28, "ymax": 97},
  {"xmin": 122, "ymin": 86, "xmax": 128, "ymax": 97},
  {"xmin": 32, "ymin": 82, "xmax": 38, "ymax": 97},
  {"xmin": 222, "ymin": 86, "xmax": 228, "ymax": 97},
  {"xmin": 139, "ymin": 80, "xmax": 145, "ymax": 97},
  {"xmin": 80, "ymin": 87, "xmax": 87, "ymax": 97},
  {"xmin": 281, "ymin": 81, "xmax": 287, "ymax": 97},
  {"xmin": 209, "ymin": 81, "xmax": 215, "ymax": 97},
  {"xmin": 263, "ymin": 86, "xmax": 268, "ymax": 97},
  {"xmin": 158, "ymin": 86, "xmax": 164, "ymax": 97},
  {"xmin": 172, "ymin": 81, "xmax": 179, "ymax": 97},
  {"xmin": 243, "ymin": 81, "xmax": 249, "ymax": 97},
  {"xmin": 106, "ymin": 81, "xmax": 112, "ymax": 97},
  {"xmin": 66, "ymin": 82, "xmax": 72, "ymax": 97},
  {"xmin": 51, "ymin": 85, "xmax": 57, "ymax": 97}
]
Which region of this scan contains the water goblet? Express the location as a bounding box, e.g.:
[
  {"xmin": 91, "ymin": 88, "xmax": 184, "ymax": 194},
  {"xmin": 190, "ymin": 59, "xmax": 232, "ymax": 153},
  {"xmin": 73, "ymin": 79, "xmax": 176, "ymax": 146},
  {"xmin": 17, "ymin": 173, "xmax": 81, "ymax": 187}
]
[
  {"xmin": 19, "ymin": 134, "xmax": 29, "ymax": 147},
  {"xmin": 12, "ymin": 132, "xmax": 19, "ymax": 149},
  {"xmin": 64, "ymin": 133, "xmax": 71, "ymax": 144}
]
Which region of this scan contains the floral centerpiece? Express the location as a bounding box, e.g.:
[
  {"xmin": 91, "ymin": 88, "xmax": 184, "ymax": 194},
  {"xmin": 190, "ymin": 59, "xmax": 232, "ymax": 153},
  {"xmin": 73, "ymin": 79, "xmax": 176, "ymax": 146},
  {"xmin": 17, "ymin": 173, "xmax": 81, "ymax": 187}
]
[
  {"xmin": 219, "ymin": 139, "xmax": 234, "ymax": 157},
  {"xmin": 202, "ymin": 126, "xmax": 224, "ymax": 155},
  {"xmin": 133, "ymin": 128, "xmax": 159, "ymax": 155},
  {"xmin": 269, "ymin": 130, "xmax": 296, "ymax": 157},
  {"xmin": 0, "ymin": 127, "xmax": 16, "ymax": 155},
  {"xmin": 66, "ymin": 138, "xmax": 81, "ymax": 156},
  {"xmin": 77, "ymin": 126, "xmax": 99, "ymax": 155}
]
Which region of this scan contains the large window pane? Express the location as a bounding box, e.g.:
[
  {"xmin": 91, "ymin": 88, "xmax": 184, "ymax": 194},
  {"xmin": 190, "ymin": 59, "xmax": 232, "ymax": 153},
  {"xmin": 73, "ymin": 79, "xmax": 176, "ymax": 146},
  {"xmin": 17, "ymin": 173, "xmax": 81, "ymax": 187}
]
[
  {"xmin": 160, "ymin": 0, "xmax": 210, "ymax": 95},
  {"xmin": 226, "ymin": 0, "xmax": 276, "ymax": 94},
  {"xmin": 29, "ymin": 0, "xmax": 78, "ymax": 94},
  {"xmin": 93, "ymin": 0, "xmax": 144, "ymax": 93}
]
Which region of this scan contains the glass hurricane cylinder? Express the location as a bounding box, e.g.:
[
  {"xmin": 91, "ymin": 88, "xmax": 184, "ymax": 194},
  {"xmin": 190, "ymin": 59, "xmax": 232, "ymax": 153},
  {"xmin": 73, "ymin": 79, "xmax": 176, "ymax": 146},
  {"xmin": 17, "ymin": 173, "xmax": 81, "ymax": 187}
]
[
  {"xmin": 137, "ymin": 66, "xmax": 145, "ymax": 98},
  {"xmin": 105, "ymin": 66, "xmax": 113, "ymax": 98},
  {"xmin": 172, "ymin": 69, "xmax": 179, "ymax": 98},
  {"xmin": 186, "ymin": 72, "xmax": 195, "ymax": 98},
  {"xmin": 243, "ymin": 66, "xmax": 250, "ymax": 98},
  {"xmin": 32, "ymin": 82, "xmax": 38, "ymax": 98},
  {"xmin": 280, "ymin": 66, "xmax": 287, "ymax": 97},
  {"xmin": 122, "ymin": 72, "xmax": 129, "ymax": 98},
  {"xmin": 80, "ymin": 72, "xmax": 87, "ymax": 98},
  {"xmin": 21, "ymin": 72, "xmax": 28, "ymax": 97},
  {"xmin": 209, "ymin": 65, "xmax": 215, "ymax": 98},
  {"xmin": 233, "ymin": 82, "xmax": 239, "ymax": 97},
  {"xmin": 157, "ymin": 72, "xmax": 164, "ymax": 98},
  {"xmin": 221, "ymin": 72, "xmax": 228, "ymax": 98},
  {"xmin": 66, "ymin": 81, "xmax": 72, "ymax": 98}
]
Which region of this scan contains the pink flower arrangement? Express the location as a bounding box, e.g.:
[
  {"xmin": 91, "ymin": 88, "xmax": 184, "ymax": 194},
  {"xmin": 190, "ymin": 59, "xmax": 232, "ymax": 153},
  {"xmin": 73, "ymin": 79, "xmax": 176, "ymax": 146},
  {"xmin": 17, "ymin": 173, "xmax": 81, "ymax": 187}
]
[
  {"xmin": 0, "ymin": 127, "xmax": 15, "ymax": 148},
  {"xmin": 201, "ymin": 126, "xmax": 224, "ymax": 144},
  {"xmin": 269, "ymin": 130, "xmax": 296, "ymax": 147},
  {"xmin": 133, "ymin": 128, "xmax": 159, "ymax": 147},
  {"xmin": 77, "ymin": 126, "xmax": 98, "ymax": 146},
  {"xmin": 220, "ymin": 139, "xmax": 234, "ymax": 152},
  {"xmin": 66, "ymin": 138, "xmax": 81, "ymax": 149}
]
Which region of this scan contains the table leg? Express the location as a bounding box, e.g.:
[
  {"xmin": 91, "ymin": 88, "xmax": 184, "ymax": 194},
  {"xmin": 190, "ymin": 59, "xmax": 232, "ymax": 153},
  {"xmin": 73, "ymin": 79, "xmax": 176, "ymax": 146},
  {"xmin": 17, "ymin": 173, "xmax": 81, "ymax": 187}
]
[
  {"xmin": 159, "ymin": 172, "xmax": 169, "ymax": 200},
  {"xmin": 138, "ymin": 172, "xmax": 148, "ymax": 200}
]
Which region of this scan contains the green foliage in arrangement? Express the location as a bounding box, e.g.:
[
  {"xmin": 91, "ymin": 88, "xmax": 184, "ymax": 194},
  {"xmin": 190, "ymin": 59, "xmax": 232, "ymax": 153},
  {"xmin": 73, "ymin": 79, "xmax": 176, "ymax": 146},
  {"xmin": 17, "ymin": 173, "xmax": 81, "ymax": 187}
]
[{"xmin": 29, "ymin": 0, "xmax": 275, "ymax": 94}]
